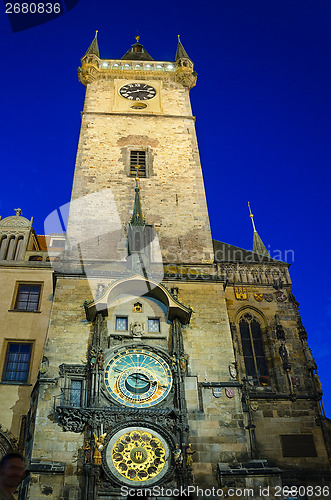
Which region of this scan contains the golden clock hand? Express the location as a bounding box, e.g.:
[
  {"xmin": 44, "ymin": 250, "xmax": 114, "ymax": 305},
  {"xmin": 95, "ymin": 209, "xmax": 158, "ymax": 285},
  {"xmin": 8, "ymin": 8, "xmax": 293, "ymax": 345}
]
[{"xmin": 151, "ymin": 380, "xmax": 167, "ymax": 389}]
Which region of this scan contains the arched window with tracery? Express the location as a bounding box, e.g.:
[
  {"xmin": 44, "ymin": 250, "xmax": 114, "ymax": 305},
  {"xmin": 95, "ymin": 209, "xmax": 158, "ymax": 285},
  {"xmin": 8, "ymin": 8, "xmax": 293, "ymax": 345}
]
[{"xmin": 239, "ymin": 312, "xmax": 269, "ymax": 385}]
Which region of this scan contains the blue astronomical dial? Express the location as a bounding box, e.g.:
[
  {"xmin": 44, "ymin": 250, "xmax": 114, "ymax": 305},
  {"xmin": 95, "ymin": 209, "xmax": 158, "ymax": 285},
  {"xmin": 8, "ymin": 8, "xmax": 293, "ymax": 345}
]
[{"xmin": 104, "ymin": 348, "xmax": 172, "ymax": 408}]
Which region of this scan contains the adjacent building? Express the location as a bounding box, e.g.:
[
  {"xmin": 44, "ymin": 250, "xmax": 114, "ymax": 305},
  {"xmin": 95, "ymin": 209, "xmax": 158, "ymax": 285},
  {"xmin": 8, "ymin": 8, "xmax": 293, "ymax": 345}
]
[{"xmin": 0, "ymin": 211, "xmax": 54, "ymax": 460}]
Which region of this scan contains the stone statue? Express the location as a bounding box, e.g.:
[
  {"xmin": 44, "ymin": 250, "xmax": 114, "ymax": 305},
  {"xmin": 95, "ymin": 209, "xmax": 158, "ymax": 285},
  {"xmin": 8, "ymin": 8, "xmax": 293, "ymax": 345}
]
[
  {"xmin": 173, "ymin": 444, "xmax": 183, "ymax": 467},
  {"xmin": 186, "ymin": 443, "xmax": 196, "ymax": 468},
  {"xmin": 83, "ymin": 441, "xmax": 91, "ymax": 464},
  {"xmin": 131, "ymin": 321, "xmax": 144, "ymax": 337},
  {"xmin": 97, "ymin": 350, "xmax": 104, "ymax": 370},
  {"xmin": 179, "ymin": 353, "xmax": 189, "ymax": 371},
  {"xmin": 279, "ymin": 344, "xmax": 289, "ymax": 364},
  {"xmin": 171, "ymin": 354, "xmax": 177, "ymax": 370},
  {"xmin": 90, "ymin": 348, "xmax": 97, "ymax": 369}
]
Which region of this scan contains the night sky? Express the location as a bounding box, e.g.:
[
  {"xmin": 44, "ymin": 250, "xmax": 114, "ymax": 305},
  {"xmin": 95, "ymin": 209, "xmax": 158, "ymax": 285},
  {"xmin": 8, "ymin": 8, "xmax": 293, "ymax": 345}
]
[{"xmin": 0, "ymin": 0, "xmax": 330, "ymax": 415}]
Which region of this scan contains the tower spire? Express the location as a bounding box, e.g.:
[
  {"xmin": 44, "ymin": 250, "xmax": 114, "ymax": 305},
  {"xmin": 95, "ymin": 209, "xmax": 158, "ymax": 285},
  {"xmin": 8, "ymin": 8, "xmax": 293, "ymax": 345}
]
[
  {"xmin": 248, "ymin": 202, "xmax": 270, "ymax": 257},
  {"xmin": 175, "ymin": 35, "xmax": 192, "ymax": 62},
  {"xmin": 121, "ymin": 36, "xmax": 154, "ymax": 61},
  {"xmin": 131, "ymin": 169, "xmax": 145, "ymax": 226},
  {"xmin": 83, "ymin": 30, "xmax": 100, "ymax": 58}
]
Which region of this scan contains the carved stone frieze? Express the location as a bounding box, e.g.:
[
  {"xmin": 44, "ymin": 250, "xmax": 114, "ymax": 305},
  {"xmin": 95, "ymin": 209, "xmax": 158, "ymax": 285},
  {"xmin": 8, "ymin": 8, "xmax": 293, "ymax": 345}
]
[
  {"xmin": 78, "ymin": 65, "xmax": 99, "ymax": 85},
  {"xmin": 59, "ymin": 364, "xmax": 87, "ymax": 376},
  {"xmin": 56, "ymin": 407, "xmax": 86, "ymax": 433},
  {"xmin": 175, "ymin": 69, "xmax": 197, "ymax": 89},
  {"xmin": 0, "ymin": 215, "xmax": 31, "ymax": 227},
  {"xmin": 56, "ymin": 406, "xmax": 178, "ymax": 433}
]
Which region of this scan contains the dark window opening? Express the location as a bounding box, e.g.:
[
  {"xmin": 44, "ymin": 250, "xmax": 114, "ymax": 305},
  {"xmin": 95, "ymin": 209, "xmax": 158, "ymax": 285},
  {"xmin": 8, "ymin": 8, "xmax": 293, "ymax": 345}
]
[
  {"xmin": 14, "ymin": 284, "xmax": 41, "ymax": 311},
  {"xmin": 2, "ymin": 343, "xmax": 32, "ymax": 382},
  {"xmin": 130, "ymin": 151, "xmax": 146, "ymax": 177},
  {"xmin": 281, "ymin": 435, "xmax": 317, "ymax": 457},
  {"xmin": 134, "ymin": 232, "xmax": 143, "ymax": 251}
]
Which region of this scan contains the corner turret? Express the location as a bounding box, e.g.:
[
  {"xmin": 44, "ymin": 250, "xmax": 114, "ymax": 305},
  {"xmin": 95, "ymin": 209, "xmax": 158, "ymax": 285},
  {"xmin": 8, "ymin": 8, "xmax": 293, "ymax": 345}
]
[
  {"xmin": 175, "ymin": 35, "xmax": 197, "ymax": 89},
  {"xmin": 79, "ymin": 31, "xmax": 100, "ymax": 85}
]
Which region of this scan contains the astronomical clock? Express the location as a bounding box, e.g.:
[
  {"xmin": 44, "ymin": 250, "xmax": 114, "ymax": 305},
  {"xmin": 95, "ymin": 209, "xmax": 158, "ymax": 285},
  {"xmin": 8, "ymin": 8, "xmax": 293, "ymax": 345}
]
[
  {"xmin": 73, "ymin": 276, "xmax": 193, "ymax": 499},
  {"xmin": 98, "ymin": 344, "xmax": 176, "ymax": 489},
  {"xmin": 104, "ymin": 348, "xmax": 172, "ymax": 408}
]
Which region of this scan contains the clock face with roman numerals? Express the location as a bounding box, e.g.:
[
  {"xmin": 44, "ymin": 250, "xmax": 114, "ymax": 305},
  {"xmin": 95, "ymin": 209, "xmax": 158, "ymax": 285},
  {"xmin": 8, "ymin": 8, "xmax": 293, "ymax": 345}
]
[
  {"xmin": 104, "ymin": 348, "xmax": 172, "ymax": 408},
  {"xmin": 119, "ymin": 83, "xmax": 156, "ymax": 101}
]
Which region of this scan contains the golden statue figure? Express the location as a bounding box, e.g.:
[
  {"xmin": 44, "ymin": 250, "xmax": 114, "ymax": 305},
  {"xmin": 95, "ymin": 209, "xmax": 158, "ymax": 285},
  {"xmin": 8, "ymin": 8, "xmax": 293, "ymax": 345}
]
[{"xmin": 93, "ymin": 432, "xmax": 107, "ymax": 465}]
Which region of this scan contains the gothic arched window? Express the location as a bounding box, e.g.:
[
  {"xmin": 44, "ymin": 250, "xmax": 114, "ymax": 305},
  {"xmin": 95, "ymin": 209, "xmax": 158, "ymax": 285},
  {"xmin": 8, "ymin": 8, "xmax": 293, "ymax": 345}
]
[{"xmin": 239, "ymin": 313, "xmax": 268, "ymax": 385}]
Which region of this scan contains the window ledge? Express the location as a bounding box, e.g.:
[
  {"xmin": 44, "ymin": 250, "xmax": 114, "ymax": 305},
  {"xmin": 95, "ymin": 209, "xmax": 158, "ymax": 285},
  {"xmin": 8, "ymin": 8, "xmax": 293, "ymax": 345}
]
[
  {"xmin": 0, "ymin": 381, "xmax": 32, "ymax": 386},
  {"xmin": 8, "ymin": 309, "xmax": 41, "ymax": 313}
]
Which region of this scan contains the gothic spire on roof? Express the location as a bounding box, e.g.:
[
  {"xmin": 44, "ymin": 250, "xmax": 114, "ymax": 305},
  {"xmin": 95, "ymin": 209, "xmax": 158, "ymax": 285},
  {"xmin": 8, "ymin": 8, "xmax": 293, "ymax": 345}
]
[
  {"xmin": 121, "ymin": 36, "xmax": 154, "ymax": 61},
  {"xmin": 84, "ymin": 30, "xmax": 99, "ymax": 58},
  {"xmin": 248, "ymin": 202, "xmax": 270, "ymax": 257},
  {"xmin": 131, "ymin": 169, "xmax": 145, "ymax": 226},
  {"xmin": 175, "ymin": 35, "xmax": 192, "ymax": 62}
]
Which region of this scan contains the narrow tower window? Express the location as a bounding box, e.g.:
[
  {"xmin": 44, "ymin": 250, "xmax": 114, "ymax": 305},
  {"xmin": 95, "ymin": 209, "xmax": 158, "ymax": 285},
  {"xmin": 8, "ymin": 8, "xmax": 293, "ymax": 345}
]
[
  {"xmin": 130, "ymin": 151, "xmax": 146, "ymax": 177},
  {"xmin": 70, "ymin": 380, "xmax": 83, "ymax": 407},
  {"xmin": 239, "ymin": 313, "xmax": 268, "ymax": 385}
]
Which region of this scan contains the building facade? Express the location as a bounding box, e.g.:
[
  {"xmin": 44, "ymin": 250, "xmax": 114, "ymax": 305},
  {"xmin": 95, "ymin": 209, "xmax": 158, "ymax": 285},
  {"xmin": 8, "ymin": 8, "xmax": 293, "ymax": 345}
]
[
  {"xmin": 0, "ymin": 211, "xmax": 54, "ymax": 462},
  {"xmin": 21, "ymin": 36, "xmax": 331, "ymax": 499}
]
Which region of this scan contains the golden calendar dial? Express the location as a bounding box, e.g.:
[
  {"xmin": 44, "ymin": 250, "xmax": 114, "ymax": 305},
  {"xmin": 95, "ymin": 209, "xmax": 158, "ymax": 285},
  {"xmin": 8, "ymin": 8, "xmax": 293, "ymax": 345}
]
[{"xmin": 106, "ymin": 428, "xmax": 170, "ymax": 486}]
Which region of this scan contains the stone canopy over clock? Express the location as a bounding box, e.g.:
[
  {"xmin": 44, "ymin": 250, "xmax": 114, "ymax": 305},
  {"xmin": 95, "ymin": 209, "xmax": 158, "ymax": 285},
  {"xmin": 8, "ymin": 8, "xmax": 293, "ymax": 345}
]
[
  {"xmin": 104, "ymin": 348, "xmax": 172, "ymax": 408},
  {"xmin": 119, "ymin": 83, "xmax": 156, "ymax": 101}
]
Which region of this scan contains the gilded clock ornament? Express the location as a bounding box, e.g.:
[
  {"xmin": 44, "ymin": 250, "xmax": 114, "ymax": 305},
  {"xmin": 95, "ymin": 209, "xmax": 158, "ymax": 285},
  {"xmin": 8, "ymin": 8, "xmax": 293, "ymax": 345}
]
[
  {"xmin": 120, "ymin": 83, "xmax": 156, "ymax": 101},
  {"xmin": 104, "ymin": 348, "xmax": 172, "ymax": 408},
  {"xmin": 106, "ymin": 427, "xmax": 170, "ymax": 486}
]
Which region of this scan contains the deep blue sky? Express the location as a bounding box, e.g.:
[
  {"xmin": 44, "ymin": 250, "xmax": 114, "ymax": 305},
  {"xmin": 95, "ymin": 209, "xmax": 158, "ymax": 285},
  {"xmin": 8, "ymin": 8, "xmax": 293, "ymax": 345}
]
[{"xmin": 0, "ymin": 0, "xmax": 330, "ymax": 415}]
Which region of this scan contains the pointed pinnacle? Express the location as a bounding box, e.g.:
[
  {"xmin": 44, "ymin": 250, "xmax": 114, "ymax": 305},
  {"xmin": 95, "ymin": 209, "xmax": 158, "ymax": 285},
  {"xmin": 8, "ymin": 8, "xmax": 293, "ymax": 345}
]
[
  {"xmin": 248, "ymin": 202, "xmax": 270, "ymax": 257},
  {"xmin": 175, "ymin": 36, "xmax": 192, "ymax": 61},
  {"xmin": 84, "ymin": 31, "xmax": 100, "ymax": 58},
  {"xmin": 131, "ymin": 176, "xmax": 145, "ymax": 226},
  {"xmin": 248, "ymin": 201, "xmax": 257, "ymax": 232}
]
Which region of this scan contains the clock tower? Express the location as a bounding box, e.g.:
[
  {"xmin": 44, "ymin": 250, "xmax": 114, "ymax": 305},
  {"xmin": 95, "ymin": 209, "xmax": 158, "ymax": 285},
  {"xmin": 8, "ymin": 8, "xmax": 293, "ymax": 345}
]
[
  {"xmin": 66, "ymin": 34, "xmax": 214, "ymax": 265},
  {"xmin": 26, "ymin": 35, "xmax": 331, "ymax": 500}
]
